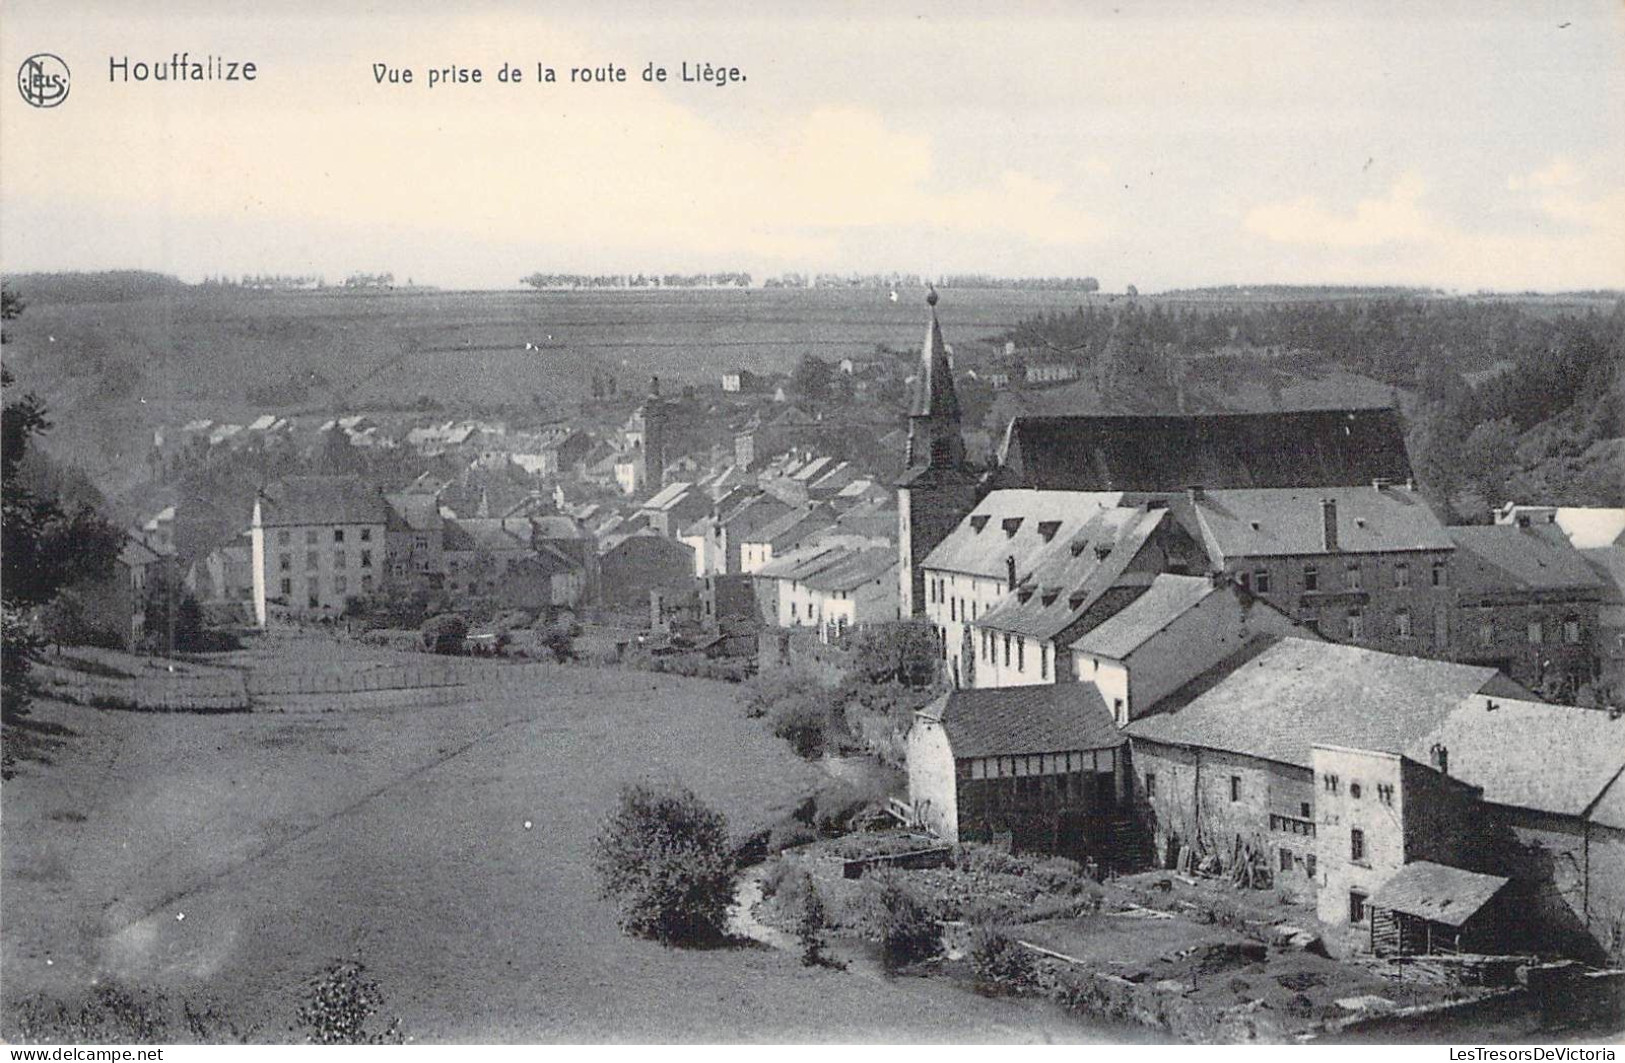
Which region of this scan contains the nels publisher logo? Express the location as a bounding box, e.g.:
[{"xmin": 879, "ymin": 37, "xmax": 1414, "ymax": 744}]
[{"xmin": 18, "ymin": 53, "xmax": 70, "ymax": 108}]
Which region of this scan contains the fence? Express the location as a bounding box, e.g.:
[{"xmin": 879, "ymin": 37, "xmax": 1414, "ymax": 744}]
[
  {"xmin": 34, "ymin": 662, "xmax": 250, "ymax": 713},
  {"xmin": 35, "ymin": 657, "xmax": 568, "ymax": 712}
]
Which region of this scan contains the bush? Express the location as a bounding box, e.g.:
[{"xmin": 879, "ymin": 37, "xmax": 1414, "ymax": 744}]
[
  {"xmin": 796, "ymin": 877, "xmax": 830, "ymax": 967},
  {"xmin": 295, "ymin": 958, "xmax": 402, "ymax": 1045},
  {"xmin": 419, "ymin": 613, "xmax": 468, "ymax": 654},
  {"xmin": 969, "ymin": 924, "xmax": 1037, "ymax": 991},
  {"xmin": 592, "ymin": 783, "xmax": 738, "ymax": 946},
  {"xmin": 858, "ymin": 869, "xmax": 940, "ymax": 969},
  {"xmin": 537, "ymin": 624, "xmax": 575, "ymax": 663}
]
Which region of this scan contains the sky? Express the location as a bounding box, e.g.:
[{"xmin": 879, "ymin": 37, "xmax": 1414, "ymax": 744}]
[{"xmin": 2, "ymin": 0, "xmax": 1622, "ymax": 291}]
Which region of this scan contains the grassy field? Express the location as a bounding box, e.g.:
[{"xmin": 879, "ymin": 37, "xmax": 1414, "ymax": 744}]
[{"xmin": 2, "ymin": 664, "xmax": 1125, "ymax": 1043}]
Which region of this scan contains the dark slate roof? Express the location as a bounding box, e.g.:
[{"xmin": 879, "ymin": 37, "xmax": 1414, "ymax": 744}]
[
  {"xmin": 1411, "ymin": 696, "xmax": 1625, "ymax": 820},
  {"xmin": 1446, "ymin": 524, "xmax": 1604, "ymax": 595},
  {"xmin": 1193, "ymin": 485, "xmax": 1452, "ymax": 559},
  {"xmin": 975, "ymin": 507, "xmax": 1169, "ymax": 642},
  {"xmin": 919, "ymin": 682, "xmax": 1122, "ymax": 759},
  {"xmin": 384, "ymin": 491, "xmax": 444, "ymax": 532},
  {"xmin": 998, "ymin": 407, "xmax": 1413, "ymax": 492},
  {"xmin": 1370, "ymin": 861, "xmax": 1509, "ymax": 928},
  {"xmin": 1124, "ymin": 637, "xmax": 1519, "ymax": 770},
  {"xmin": 259, "ymin": 476, "xmax": 389, "ymax": 527},
  {"xmin": 801, "ymin": 545, "xmax": 896, "ymax": 593}
]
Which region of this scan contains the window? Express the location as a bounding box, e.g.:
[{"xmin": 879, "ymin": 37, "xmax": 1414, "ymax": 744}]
[
  {"xmin": 1394, "ymin": 563, "xmax": 1409, "ymax": 588},
  {"xmin": 1300, "ymin": 801, "xmax": 1312, "ymax": 818},
  {"xmin": 1395, "ymin": 609, "xmax": 1412, "ymax": 639},
  {"xmin": 1144, "ymin": 772, "xmax": 1157, "ymax": 798},
  {"xmin": 1229, "ymin": 775, "xmax": 1241, "ymax": 802},
  {"xmin": 1040, "ymin": 644, "xmax": 1049, "ymax": 680},
  {"xmin": 334, "ymin": 528, "xmax": 345, "ymax": 543},
  {"xmin": 1304, "ymin": 610, "xmax": 1321, "ymax": 635},
  {"xmin": 308, "ymin": 592, "xmax": 320, "ymax": 609},
  {"xmin": 361, "ymin": 549, "xmax": 373, "ymax": 568},
  {"xmin": 950, "ymin": 597, "xmax": 956, "ymax": 621},
  {"xmin": 1528, "ymin": 619, "xmax": 1544, "ymax": 645},
  {"xmin": 1563, "ymin": 616, "xmax": 1581, "ymax": 645},
  {"xmin": 334, "ymin": 576, "xmax": 347, "ymax": 595},
  {"xmin": 279, "ymin": 578, "xmax": 292, "ymax": 596},
  {"xmin": 1254, "ymin": 569, "xmax": 1271, "ymax": 594},
  {"xmin": 306, "ymin": 551, "xmax": 319, "ymax": 570},
  {"xmin": 1350, "ymin": 782, "xmax": 1363, "ymax": 800},
  {"xmin": 277, "ymin": 530, "xmax": 291, "ymax": 546},
  {"xmin": 279, "ymin": 553, "xmax": 292, "ymax": 572},
  {"xmin": 1377, "ymin": 783, "xmax": 1393, "ymax": 805},
  {"xmin": 360, "ymin": 528, "xmax": 372, "ymax": 542},
  {"xmin": 1350, "ymin": 828, "xmax": 1366, "ymax": 863},
  {"xmin": 1431, "ymin": 561, "xmax": 1446, "ymax": 587},
  {"xmin": 1323, "ymin": 774, "xmax": 1340, "ymax": 794},
  {"xmin": 791, "ymin": 602, "xmax": 799, "ymax": 619},
  {"xmin": 334, "ymin": 550, "xmax": 347, "ymax": 569},
  {"xmin": 306, "ymin": 530, "xmax": 318, "ymax": 545},
  {"xmin": 1303, "ymin": 564, "xmax": 1318, "ymax": 592},
  {"xmin": 1114, "ymin": 697, "xmax": 1125, "ymax": 725},
  {"xmin": 1349, "ymin": 889, "xmax": 1368, "ymax": 924},
  {"xmin": 1347, "ymin": 607, "xmax": 1364, "ymax": 640},
  {"xmin": 1017, "ymin": 638, "xmax": 1025, "ymax": 671},
  {"xmin": 1306, "ymin": 854, "xmax": 1316, "ymax": 879},
  {"xmin": 1479, "ymin": 611, "xmax": 1495, "ymax": 647},
  {"xmin": 414, "ymin": 534, "xmax": 429, "ymax": 551},
  {"xmin": 1345, "ymin": 563, "xmax": 1362, "ymax": 591},
  {"xmin": 1280, "ymin": 848, "xmax": 1293, "ymax": 873},
  {"xmin": 1003, "ymin": 633, "xmax": 1011, "ymax": 667}
]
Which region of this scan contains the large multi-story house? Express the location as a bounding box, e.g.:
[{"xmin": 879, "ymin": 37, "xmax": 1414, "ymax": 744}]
[
  {"xmin": 1445, "ymin": 522, "xmax": 1604, "ymax": 697},
  {"xmin": 1183, "ymin": 483, "xmax": 1457, "ymax": 657},
  {"xmin": 251, "ymin": 476, "xmax": 389, "ymax": 625}
]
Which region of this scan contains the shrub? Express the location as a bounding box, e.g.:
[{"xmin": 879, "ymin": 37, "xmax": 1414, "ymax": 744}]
[
  {"xmin": 419, "ymin": 613, "xmax": 468, "ymax": 654},
  {"xmin": 592, "ymin": 783, "xmax": 737, "ymax": 946},
  {"xmin": 970, "ymin": 924, "xmax": 1037, "ymax": 991},
  {"xmin": 858, "ymin": 869, "xmax": 940, "ymax": 969},
  {"xmin": 295, "ymin": 958, "xmax": 402, "ymax": 1045},
  {"xmin": 796, "ymin": 877, "xmax": 830, "ymax": 967},
  {"xmin": 537, "ymin": 624, "xmax": 575, "ymax": 663}
]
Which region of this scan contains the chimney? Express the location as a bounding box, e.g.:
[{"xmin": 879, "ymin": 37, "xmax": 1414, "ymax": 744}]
[
  {"xmin": 1320, "ymin": 498, "xmax": 1339, "ymax": 552},
  {"xmin": 1372, "ymin": 477, "xmax": 1391, "ymax": 492},
  {"xmin": 1005, "ymin": 554, "xmax": 1017, "ymax": 591},
  {"xmin": 1430, "ymin": 742, "xmax": 1449, "ymax": 776}
]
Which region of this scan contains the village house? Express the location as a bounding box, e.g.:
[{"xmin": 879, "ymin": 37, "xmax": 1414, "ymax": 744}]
[
  {"xmin": 680, "ymin": 489, "xmax": 794, "ymax": 578},
  {"xmin": 1122, "ymin": 637, "xmax": 1529, "ymax": 903},
  {"xmin": 738, "ymin": 504, "xmax": 838, "ymax": 574},
  {"xmin": 633, "ymin": 482, "xmax": 711, "ymax": 539},
  {"xmin": 1183, "ymin": 482, "xmax": 1457, "ymax": 658},
  {"xmin": 384, "ymin": 491, "xmax": 446, "ymax": 588},
  {"xmin": 1400, "ymin": 695, "xmax": 1625, "ymax": 961},
  {"xmin": 755, "ymin": 543, "xmax": 898, "ymax": 641},
  {"xmin": 1068, "ymin": 573, "xmax": 1311, "ymax": 725},
  {"xmin": 599, "ymin": 531, "xmax": 697, "ymax": 612},
  {"xmin": 74, "ymin": 534, "xmax": 162, "ymax": 650},
  {"xmin": 907, "ymin": 683, "xmax": 1126, "ymax": 859},
  {"xmin": 186, "ymin": 536, "xmax": 254, "ymax": 604},
  {"xmin": 720, "ymin": 368, "xmax": 758, "ymax": 393},
  {"xmin": 251, "ymin": 476, "xmax": 389, "ymax": 625},
  {"xmin": 443, "ymin": 516, "xmax": 584, "ymax": 609},
  {"xmin": 1446, "ymin": 522, "xmax": 1605, "ymax": 698}
]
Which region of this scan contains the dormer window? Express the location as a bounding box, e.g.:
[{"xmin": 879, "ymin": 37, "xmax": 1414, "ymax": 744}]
[
  {"xmin": 1002, "ymin": 517, "xmax": 1023, "ymax": 538},
  {"xmin": 1017, "ymin": 587, "xmax": 1035, "ymax": 603},
  {"xmin": 1070, "ymin": 538, "xmax": 1089, "ymax": 557},
  {"xmin": 1040, "ymin": 588, "xmax": 1060, "ymax": 607},
  {"xmin": 969, "ymin": 514, "xmax": 991, "ymax": 533},
  {"xmin": 1068, "ymin": 592, "xmax": 1087, "ymax": 610},
  {"xmin": 1037, "ymin": 520, "xmax": 1061, "ymax": 543},
  {"xmin": 1094, "ymin": 543, "xmax": 1113, "ymax": 560}
]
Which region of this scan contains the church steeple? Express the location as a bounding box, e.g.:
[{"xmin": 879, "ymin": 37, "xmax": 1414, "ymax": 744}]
[{"xmin": 906, "ymin": 287, "xmax": 966, "ymax": 469}]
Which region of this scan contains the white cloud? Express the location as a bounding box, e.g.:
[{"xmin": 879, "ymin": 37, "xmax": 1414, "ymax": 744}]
[
  {"xmin": 1243, "ymin": 174, "xmax": 1434, "ymax": 250},
  {"xmin": 1508, "ymin": 156, "xmax": 1584, "ymax": 191}
]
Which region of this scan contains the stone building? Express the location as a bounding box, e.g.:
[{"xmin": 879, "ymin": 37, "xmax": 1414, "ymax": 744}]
[
  {"xmin": 1446, "ymin": 523, "xmax": 1604, "ymax": 698},
  {"xmin": 1184, "ymin": 482, "xmax": 1457, "ymax": 658},
  {"xmin": 251, "ymin": 476, "xmax": 389, "ymax": 625},
  {"xmin": 908, "ymin": 682, "xmax": 1125, "ymax": 859}
]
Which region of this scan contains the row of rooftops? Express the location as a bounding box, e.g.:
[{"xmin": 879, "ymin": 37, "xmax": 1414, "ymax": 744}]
[
  {"xmin": 755, "ymin": 542, "xmax": 898, "ymax": 593},
  {"xmin": 923, "ymin": 634, "xmax": 1625, "ymax": 830}
]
